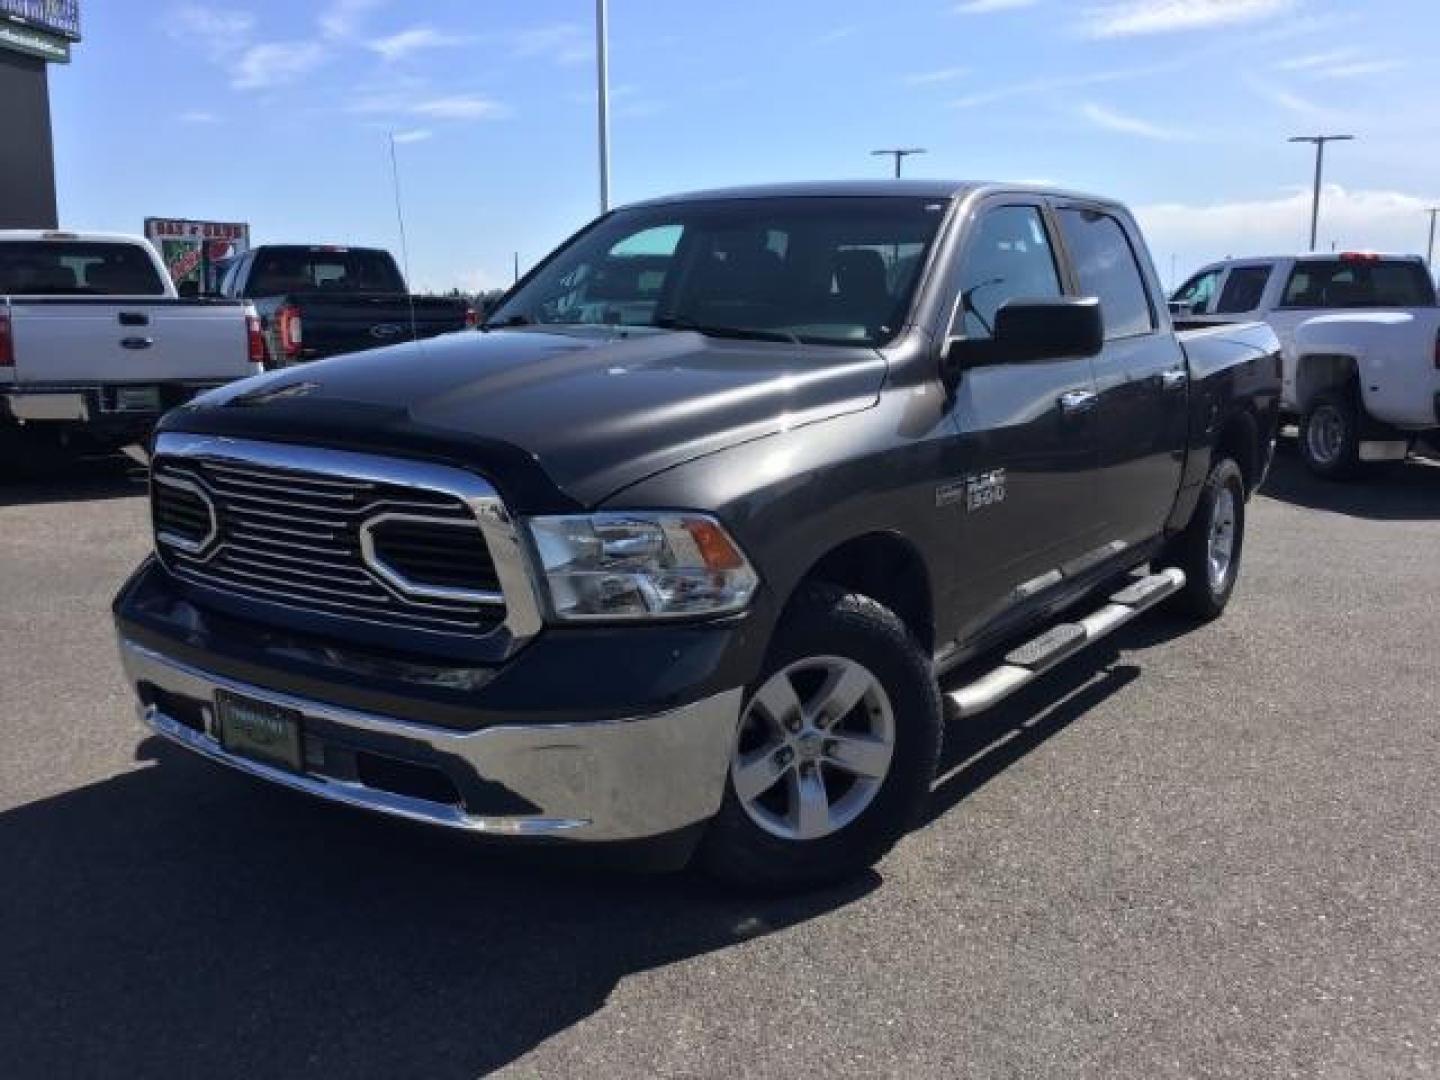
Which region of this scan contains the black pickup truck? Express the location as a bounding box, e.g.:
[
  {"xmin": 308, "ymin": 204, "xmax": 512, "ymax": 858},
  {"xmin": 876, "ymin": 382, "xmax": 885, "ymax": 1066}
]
[
  {"xmin": 213, "ymin": 244, "xmax": 474, "ymax": 366},
  {"xmin": 114, "ymin": 182, "xmax": 1281, "ymax": 889}
]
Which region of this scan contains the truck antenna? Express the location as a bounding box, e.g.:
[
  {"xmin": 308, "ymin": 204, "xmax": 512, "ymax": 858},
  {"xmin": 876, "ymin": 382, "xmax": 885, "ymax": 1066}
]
[{"xmin": 388, "ymin": 132, "xmax": 419, "ymax": 344}]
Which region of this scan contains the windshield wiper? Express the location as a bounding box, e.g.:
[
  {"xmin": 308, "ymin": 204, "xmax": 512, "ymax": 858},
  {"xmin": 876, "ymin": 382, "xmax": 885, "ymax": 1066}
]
[{"xmin": 652, "ymin": 315, "xmax": 801, "ymax": 345}]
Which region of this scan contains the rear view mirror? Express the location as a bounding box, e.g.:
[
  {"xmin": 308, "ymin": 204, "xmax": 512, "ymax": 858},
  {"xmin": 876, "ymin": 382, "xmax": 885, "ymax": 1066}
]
[
  {"xmin": 177, "ymin": 280, "xmax": 200, "ymax": 299},
  {"xmin": 946, "ymin": 297, "xmax": 1104, "ymax": 374}
]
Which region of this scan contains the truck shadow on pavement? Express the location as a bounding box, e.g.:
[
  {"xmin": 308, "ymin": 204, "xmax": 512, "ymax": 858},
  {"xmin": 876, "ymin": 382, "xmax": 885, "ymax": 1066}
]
[
  {"xmin": 0, "ymin": 738, "xmax": 876, "ymax": 1079},
  {"xmin": 3, "ymin": 610, "xmax": 1192, "ymax": 1079},
  {"xmin": 925, "ymin": 628, "xmax": 1162, "ymax": 828},
  {"xmin": 1258, "ymin": 442, "xmax": 1440, "ymax": 522},
  {"xmin": 0, "ymin": 453, "xmax": 147, "ymax": 507}
]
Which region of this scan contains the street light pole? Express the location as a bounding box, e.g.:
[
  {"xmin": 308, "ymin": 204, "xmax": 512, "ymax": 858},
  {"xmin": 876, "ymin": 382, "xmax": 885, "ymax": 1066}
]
[
  {"xmin": 870, "ymin": 148, "xmax": 926, "ymax": 178},
  {"xmin": 596, "ymin": 0, "xmax": 610, "ymax": 214},
  {"xmin": 1426, "ymin": 208, "xmax": 1440, "ymax": 273},
  {"xmin": 1288, "ymin": 134, "xmax": 1353, "ymax": 251}
]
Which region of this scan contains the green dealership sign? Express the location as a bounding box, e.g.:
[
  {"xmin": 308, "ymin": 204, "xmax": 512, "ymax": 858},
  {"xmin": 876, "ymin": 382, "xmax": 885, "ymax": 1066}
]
[{"xmin": 0, "ymin": 20, "xmax": 70, "ymax": 61}]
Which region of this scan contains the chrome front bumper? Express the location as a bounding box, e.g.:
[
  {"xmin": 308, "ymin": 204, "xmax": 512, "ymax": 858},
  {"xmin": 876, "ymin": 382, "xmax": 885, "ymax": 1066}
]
[{"xmin": 118, "ymin": 637, "xmax": 743, "ymax": 842}]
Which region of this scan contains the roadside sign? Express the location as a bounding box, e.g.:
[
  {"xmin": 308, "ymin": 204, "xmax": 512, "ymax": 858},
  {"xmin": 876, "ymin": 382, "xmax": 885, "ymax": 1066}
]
[{"xmin": 143, "ymin": 218, "xmax": 251, "ymax": 293}]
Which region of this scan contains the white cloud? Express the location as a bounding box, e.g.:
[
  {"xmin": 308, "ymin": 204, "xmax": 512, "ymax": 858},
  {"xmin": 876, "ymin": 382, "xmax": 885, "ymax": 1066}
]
[
  {"xmin": 410, "ymin": 95, "xmax": 510, "ymax": 120},
  {"xmin": 169, "ymin": 6, "xmax": 255, "ymax": 60},
  {"xmin": 232, "ymin": 42, "xmax": 327, "ymax": 89},
  {"xmin": 178, "ymin": 109, "xmax": 220, "ymax": 124},
  {"xmin": 1079, "ymin": 102, "xmax": 1192, "ymax": 141},
  {"xmin": 950, "ymin": 60, "xmax": 1176, "ymax": 109},
  {"xmin": 390, "ymin": 128, "xmax": 432, "ymax": 144},
  {"xmin": 1245, "ymin": 77, "xmax": 1350, "ymax": 123},
  {"xmin": 1137, "ymin": 187, "xmax": 1436, "ymax": 276},
  {"xmin": 904, "ymin": 66, "xmax": 969, "ymax": 86},
  {"xmin": 815, "ymin": 26, "xmax": 858, "ymax": 44},
  {"xmin": 369, "ymin": 26, "xmax": 464, "ymax": 62},
  {"xmin": 954, "ymin": 0, "xmax": 1039, "ymax": 12},
  {"xmin": 1317, "ymin": 59, "xmax": 1406, "ymax": 80},
  {"xmin": 1082, "ymin": 0, "xmax": 1296, "ymax": 38},
  {"xmin": 1278, "ymin": 48, "xmax": 1356, "ymax": 71},
  {"xmin": 512, "ymin": 23, "xmax": 592, "ymax": 66},
  {"xmin": 320, "ymin": 0, "xmax": 383, "ymax": 40}
]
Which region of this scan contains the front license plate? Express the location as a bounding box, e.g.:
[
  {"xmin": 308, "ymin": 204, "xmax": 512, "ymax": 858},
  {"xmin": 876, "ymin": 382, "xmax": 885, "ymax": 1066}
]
[
  {"xmin": 216, "ymin": 691, "xmax": 304, "ymax": 773},
  {"xmin": 115, "ymin": 385, "xmax": 162, "ymax": 412}
]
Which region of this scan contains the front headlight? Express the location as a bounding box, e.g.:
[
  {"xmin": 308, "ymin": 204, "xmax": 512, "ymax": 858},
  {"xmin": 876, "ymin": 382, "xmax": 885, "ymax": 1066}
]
[{"xmin": 526, "ymin": 512, "xmax": 759, "ymax": 621}]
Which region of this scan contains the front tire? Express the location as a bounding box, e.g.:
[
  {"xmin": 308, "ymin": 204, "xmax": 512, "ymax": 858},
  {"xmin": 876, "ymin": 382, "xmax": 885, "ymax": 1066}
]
[
  {"xmin": 1299, "ymin": 391, "xmax": 1361, "ymax": 480},
  {"xmin": 1162, "ymin": 456, "xmax": 1246, "ymax": 621},
  {"xmin": 698, "ymin": 585, "xmax": 942, "ymax": 891}
]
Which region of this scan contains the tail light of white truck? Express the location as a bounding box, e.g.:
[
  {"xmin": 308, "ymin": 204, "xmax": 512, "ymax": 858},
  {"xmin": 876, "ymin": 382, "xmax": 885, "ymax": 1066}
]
[
  {"xmin": 0, "ymin": 309, "xmax": 12, "ymax": 367},
  {"xmin": 277, "ymin": 303, "xmax": 303, "ymax": 360},
  {"xmin": 244, "ymin": 305, "xmax": 267, "ymax": 368}
]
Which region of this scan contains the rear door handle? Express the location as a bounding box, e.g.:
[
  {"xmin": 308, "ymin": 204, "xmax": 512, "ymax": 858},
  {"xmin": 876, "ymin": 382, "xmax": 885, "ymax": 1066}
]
[
  {"xmin": 120, "ymin": 336, "xmax": 154, "ymax": 350},
  {"xmin": 1058, "ymin": 389, "xmax": 1098, "ymax": 416},
  {"xmin": 1160, "ymin": 368, "xmax": 1189, "ymax": 391}
]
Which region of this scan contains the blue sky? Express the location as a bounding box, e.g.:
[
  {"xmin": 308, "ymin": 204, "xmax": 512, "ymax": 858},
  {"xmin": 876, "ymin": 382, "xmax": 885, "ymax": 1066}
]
[{"xmin": 50, "ymin": 0, "xmax": 1440, "ymax": 292}]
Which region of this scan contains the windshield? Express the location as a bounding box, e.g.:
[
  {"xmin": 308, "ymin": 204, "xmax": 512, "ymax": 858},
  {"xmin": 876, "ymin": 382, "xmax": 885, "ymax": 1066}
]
[
  {"xmin": 247, "ymin": 248, "xmax": 405, "ymax": 295},
  {"xmin": 0, "ymin": 241, "xmax": 166, "ymax": 296},
  {"xmin": 1280, "ymin": 258, "xmax": 1437, "ymax": 309},
  {"xmin": 488, "ymin": 196, "xmax": 948, "ymax": 346}
]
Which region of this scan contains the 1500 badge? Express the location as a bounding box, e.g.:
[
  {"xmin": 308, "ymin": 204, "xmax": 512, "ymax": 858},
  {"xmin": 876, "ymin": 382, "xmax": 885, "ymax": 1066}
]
[{"xmin": 937, "ymin": 469, "xmax": 1007, "ymax": 511}]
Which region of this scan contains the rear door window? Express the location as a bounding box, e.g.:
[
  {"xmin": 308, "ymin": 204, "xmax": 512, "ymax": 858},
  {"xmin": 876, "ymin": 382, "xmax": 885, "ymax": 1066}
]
[
  {"xmin": 1280, "ymin": 259, "xmax": 1437, "ymax": 308},
  {"xmin": 0, "ymin": 242, "xmax": 166, "ymax": 296},
  {"xmin": 1215, "ymin": 265, "xmax": 1273, "ymax": 313},
  {"xmin": 1056, "ymin": 208, "xmax": 1156, "ymax": 339}
]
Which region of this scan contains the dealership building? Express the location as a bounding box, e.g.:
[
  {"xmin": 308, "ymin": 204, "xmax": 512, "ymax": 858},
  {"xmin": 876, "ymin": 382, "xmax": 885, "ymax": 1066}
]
[{"xmin": 0, "ymin": 1, "xmax": 79, "ymax": 229}]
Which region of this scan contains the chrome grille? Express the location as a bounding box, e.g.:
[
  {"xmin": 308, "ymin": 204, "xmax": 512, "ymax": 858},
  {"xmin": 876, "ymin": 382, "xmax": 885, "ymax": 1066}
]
[{"xmin": 151, "ymin": 445, "xmax": 510, "ymax": 636}]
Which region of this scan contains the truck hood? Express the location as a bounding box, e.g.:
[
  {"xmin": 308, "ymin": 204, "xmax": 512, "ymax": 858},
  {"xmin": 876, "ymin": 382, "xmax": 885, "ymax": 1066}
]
[{"xmin": 165, "ymin": 327, "xmax": 886, "ymax": 509}]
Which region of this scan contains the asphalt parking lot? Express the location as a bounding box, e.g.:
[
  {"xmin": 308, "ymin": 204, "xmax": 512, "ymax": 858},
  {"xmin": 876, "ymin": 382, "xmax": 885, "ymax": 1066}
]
[{"xmin": 2, "ymin": 446, "xmax": 1438, "ymax": 1079}]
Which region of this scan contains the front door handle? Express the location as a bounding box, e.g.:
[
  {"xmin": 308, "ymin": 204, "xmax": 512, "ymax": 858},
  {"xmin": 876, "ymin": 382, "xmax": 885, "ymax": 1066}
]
[
  {"xmin": 1058, "ymin": 388, "xmax": 1098, "ymax": 416},
  {"xmin": 1160, "ymin": 368, "xmax": 1189, "ymax": 391},
  {"xmin": 120, "ymin": 336, "xmax": 154, "ymax": 350}
]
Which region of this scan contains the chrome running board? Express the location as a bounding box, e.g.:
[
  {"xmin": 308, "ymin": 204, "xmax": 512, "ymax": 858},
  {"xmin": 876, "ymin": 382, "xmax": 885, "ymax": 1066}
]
[{"xmin": 945, "ymin": 568, "xmax": 1185, "ymax": 719}]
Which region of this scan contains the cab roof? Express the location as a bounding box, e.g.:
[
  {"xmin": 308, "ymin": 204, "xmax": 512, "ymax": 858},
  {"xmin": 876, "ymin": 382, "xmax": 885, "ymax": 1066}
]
[{"xmin": 620, "ymin": 179, "xmax": 1120, "ymax": 210}]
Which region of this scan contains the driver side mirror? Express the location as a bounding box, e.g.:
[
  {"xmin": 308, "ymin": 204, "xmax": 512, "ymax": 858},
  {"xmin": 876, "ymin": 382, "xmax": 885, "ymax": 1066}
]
[{"xmin": 945, "ymin": 297, "xmax": 1104, "ymax": 378}]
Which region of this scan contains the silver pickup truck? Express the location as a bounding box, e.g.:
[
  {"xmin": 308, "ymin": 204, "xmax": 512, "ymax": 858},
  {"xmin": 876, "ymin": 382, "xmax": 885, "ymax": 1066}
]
[{"xmin": 1, "ymin": 230, "xmax": 261, "ymax": 471}]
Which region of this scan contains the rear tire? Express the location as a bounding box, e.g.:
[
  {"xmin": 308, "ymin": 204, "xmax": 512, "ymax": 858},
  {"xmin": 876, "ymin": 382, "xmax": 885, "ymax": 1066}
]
[
  {"xmin": 1299, "ymin": 390, "xmax": 1361, "ymax": 480},
  {"xmin": 698, "ymin": 584, "xmax": 941, "ymax": 892},
  {"xmin": 1161, "ymin": 456, "xmax": 1246, "ymax": 621}
]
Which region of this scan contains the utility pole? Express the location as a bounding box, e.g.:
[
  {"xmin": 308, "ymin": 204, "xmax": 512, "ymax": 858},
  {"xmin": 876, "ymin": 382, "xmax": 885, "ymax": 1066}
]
[
  {"xmin": 1426, "ymin": 208, "xmax": 1440, "ymax": 273},
  {"xmin": 1288, "ymin": 134, "xmax": 1353, "ymax": 251},
  {"xmin": 513, "ymin": 251, "xmax": 520, "ymax": 284},
  {"xmin": 596, "ymin": 0, "xmax": 611, "ymax": 213},
  {"xmin": 870, "ymin": 148, "xmax": 926, "ymax": 178}
]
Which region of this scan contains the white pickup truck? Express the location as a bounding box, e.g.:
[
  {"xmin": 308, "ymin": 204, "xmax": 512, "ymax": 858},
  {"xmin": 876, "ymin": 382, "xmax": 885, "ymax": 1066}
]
[
  {"xmin": 1, "ymin": 230, "xmax": 262, "ymax": 471},
  {"xmin": 1171, "ymin": 252, "xmax": 1440, "ymax": 478}
]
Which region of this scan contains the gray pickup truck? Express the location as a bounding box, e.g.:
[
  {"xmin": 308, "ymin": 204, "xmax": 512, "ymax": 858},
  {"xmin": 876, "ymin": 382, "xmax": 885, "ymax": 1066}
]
[{"xmin": 114, "ymin": 182, "xmax": 1281, "ymax": 889}]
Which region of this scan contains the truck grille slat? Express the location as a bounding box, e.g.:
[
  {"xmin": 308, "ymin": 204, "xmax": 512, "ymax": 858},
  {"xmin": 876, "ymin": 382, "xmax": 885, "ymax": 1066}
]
[{"xmin": 151, "ymin": 447, "xmax": 509, "ymax": 637}]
